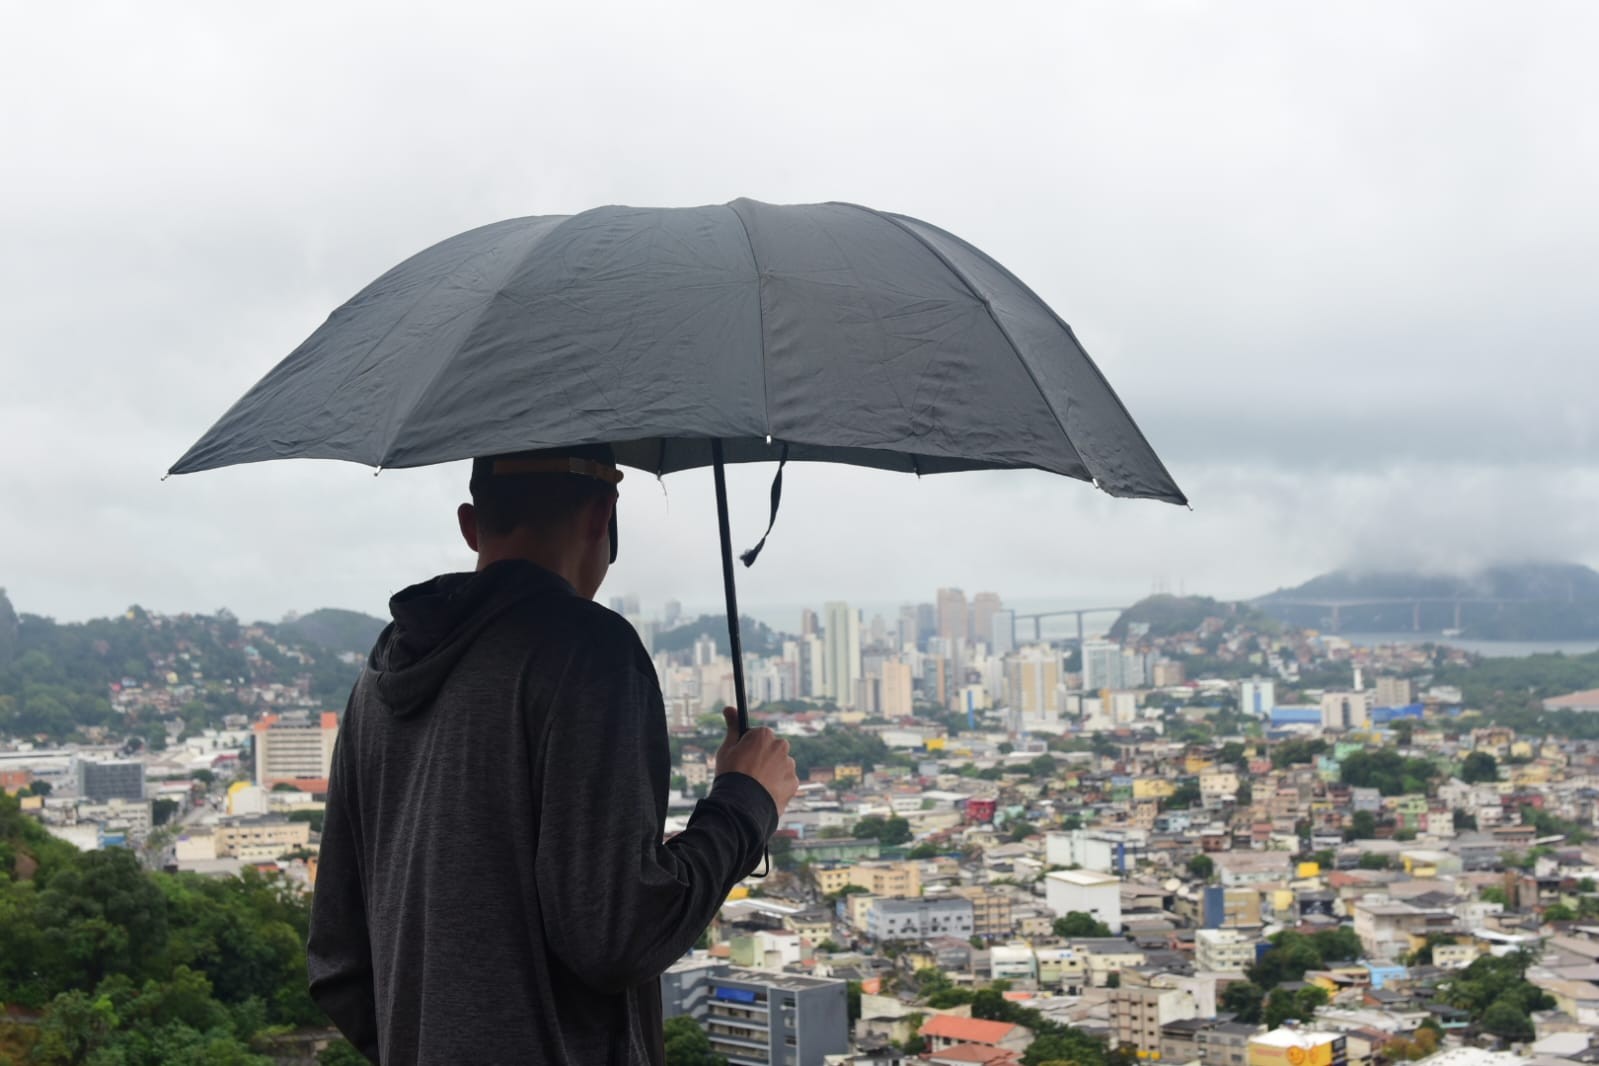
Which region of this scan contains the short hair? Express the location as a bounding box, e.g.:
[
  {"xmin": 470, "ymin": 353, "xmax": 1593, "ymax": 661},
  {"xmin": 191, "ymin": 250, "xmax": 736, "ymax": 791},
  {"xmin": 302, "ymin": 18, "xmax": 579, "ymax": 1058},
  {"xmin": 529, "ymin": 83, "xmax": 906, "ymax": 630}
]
[
  {"xmin": 471, "ymin": 473, "xmax": 614, "ymax": 538},
  {"xmin": 468, "ymin": 445, "xmax": 620, "ymax": 538}
]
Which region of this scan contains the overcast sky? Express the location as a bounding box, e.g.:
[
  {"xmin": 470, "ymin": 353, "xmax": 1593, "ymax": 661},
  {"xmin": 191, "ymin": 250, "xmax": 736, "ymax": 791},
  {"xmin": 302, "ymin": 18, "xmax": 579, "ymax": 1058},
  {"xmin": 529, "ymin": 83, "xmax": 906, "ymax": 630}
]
[{"xmin": 4, "ymin": 1, "xmax": 1597, "ymax": 625}]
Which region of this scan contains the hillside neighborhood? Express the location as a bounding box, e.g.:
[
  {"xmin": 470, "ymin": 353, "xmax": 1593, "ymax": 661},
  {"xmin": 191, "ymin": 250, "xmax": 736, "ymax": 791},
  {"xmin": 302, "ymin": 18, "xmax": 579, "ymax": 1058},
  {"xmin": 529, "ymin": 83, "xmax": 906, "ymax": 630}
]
[{"xmin": 4, "ymin": 586, "xmax": 1599, "ymax": 1066}]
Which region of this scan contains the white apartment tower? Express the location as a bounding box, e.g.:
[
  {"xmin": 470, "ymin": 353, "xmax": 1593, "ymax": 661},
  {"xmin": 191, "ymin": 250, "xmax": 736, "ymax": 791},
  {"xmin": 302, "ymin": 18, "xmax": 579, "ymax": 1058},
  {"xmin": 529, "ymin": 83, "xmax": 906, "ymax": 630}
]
[{"xmin": 823, "ymin": 602, "xmax": 862, "ymax": 708}]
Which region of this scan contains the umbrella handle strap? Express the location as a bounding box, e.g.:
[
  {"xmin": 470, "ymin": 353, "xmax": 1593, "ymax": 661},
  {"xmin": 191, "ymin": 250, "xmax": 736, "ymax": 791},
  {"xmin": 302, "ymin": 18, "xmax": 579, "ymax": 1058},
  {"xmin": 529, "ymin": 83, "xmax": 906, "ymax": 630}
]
[{"xmin": 739, "ymin": 443, "xmax": 789, "ymax": 568}]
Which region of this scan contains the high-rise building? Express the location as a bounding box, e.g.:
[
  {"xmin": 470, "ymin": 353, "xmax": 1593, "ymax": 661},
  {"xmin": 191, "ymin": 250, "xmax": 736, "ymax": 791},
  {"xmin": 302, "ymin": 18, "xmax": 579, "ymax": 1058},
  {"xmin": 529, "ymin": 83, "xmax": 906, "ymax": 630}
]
[
  {"xmin": 971, "ymin": 592, "xmax": 1003, "ymax": 646},
  {"xmin": 802, "ymin": 634, "xmax": 825, "ymax": 698},
  {"xmin": 77, "ymin": 758, "xmax": 146, "ymax": 803},
  {"xmin": 1320, "ymin": 691, "xmax": 1372, "ymax": 732},
  {"xmin": 800, "ymin": 608, "xmax": 819, "ymax": 638},
  {"xmin": 1082, "ymin": 640, "xmax": 1146, "ymax": 691},
  {"xmin": 253, "ymin": 712, "xmax": 339, "ymax": 790},
  {"xmin": 881, "ymin": 660, "xmax": 914, "ymax": 718},
  {"xmin": 991, "ymin": 609, "xmax": 1016, "ymax": 656},
  {"xmin": 1006, "ymin": 648, "xmax": 1062, "ymax": 720},
  {"xmin": 823, "ymin": 602, "xmax": 861, "ymax": 708},
  {"xmin": 936, "ymin": 587, "xmax": 968, "ymax": 645},
  {"xmin": 1082, "ymin": 640, "xmax": 1121, "ymax": 691},
  {"xmin": 1374, "ymin": 676, "xmax": 1412, "ymax": 707},
  {"xmin": 663, "ymin": 599, "xmax": 682, "ymax": 628},
  {"xmin": 897, "ymin": 604, "xmax": 920, "ymax": 651},
  {"xmin": 1240, "ymin": 679, "xmax": 1276, "ymax": 717},
  {"xmin": 661, "ymin": 961, "xmax": 849, "ymax": 1066}
]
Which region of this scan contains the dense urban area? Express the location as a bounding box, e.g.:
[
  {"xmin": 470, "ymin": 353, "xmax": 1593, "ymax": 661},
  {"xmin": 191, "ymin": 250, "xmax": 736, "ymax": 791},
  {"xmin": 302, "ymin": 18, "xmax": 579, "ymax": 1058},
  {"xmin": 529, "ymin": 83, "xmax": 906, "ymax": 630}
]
[{"xmin": 4, "ymin": 571, "xmax": 1599, "ymax": 1066}]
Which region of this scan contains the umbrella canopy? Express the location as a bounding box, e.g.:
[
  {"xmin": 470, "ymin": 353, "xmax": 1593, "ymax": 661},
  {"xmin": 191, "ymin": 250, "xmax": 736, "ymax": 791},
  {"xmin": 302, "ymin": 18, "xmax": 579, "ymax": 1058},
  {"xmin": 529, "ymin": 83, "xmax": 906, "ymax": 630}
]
[
  {"xmin": 170, "ymin": 199, "xmax": 1187, "ymax": 733},
  {"xmin": 170, "ymin": 199, "xmax": 1184, "ymax": 505}
]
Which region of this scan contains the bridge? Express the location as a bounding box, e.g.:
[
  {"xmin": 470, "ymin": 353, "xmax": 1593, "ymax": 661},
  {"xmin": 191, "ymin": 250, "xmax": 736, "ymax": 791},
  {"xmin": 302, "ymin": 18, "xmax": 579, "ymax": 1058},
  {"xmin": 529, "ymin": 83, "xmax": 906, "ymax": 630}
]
[
  {"xmin": 1011, "ymin": 605, "xmax": 1131, "ymax": 643},
  {"xmin": 1256, "ymin": 596, "xmax": 1516, "ymax": 633}
]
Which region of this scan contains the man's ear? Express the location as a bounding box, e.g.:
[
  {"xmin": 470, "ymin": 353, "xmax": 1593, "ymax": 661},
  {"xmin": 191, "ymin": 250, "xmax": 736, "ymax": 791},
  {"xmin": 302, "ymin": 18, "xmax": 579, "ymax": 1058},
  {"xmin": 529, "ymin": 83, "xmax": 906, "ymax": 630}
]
[
  {"xmin": 457, "ymin": 503, "xmax": 480, "ymax": 553},
  {"xmin": 585, "ymin": 493, "xmax": 617, "ymax": 546}
]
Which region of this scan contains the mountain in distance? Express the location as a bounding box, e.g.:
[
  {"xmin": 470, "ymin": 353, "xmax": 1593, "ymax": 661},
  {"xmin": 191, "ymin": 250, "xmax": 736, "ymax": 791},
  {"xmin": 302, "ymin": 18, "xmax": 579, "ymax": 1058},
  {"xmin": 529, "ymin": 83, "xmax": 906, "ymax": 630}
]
[
  {"xmin": 1107, "ymin": 595, "xmax": 1275, "ymax": 641},
  {"xmin": 1254, "ymin": 561, "xmax": 1599, "ymax": 640},
  {"xmin": 276, "ymin": 607, "xmax": 388, "ymax": 656}
]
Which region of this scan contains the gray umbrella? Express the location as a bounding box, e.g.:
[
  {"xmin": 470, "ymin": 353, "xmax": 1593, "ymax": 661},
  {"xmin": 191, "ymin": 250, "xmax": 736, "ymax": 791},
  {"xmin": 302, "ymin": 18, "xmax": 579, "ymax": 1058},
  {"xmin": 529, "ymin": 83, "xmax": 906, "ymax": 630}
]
[{"xmin": 171, "ymin": 198, "xmax": 1186, "ymax": 730}]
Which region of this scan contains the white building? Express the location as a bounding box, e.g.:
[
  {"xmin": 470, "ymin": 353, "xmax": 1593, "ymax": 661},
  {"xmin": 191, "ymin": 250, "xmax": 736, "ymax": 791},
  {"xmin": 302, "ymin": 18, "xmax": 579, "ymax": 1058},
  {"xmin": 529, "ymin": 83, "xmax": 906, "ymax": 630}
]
[
  {"xmin": 1045, "ymin": 869, "xmax": 1123, "ymax": 933},
  {"xmin": 989, "ymin": 944, "xmax": 1039, "ymax": 982},
  {"xmin": 252, "ymin": 711, "xmax": 338, "ymax": 788},
  {"xmin": 824, "ymin": 602, "xmax": 862, "ymax": 708},
  {"xmin": 1007, "ymin": 647, "xmax": 1062, "ymax": 721},
  {"xmin": 1240, "ymin": 679, "xmax": 1276, "ymax": 718},
  {"xmin": 1320, "ymin": 691, "xmax": 1373, "ymax": 732},
  {"xmin": 1195, "ymin": 928, "xmax": 1257, "ymax": 973}
]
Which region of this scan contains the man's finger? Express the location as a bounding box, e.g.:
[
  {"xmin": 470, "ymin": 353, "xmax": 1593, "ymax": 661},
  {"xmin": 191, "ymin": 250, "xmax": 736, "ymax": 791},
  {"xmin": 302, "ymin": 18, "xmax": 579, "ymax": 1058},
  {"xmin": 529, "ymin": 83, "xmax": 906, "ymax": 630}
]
[{"xmin": 720, "ymin": 706, "xmax": 739, "ymax": 745}]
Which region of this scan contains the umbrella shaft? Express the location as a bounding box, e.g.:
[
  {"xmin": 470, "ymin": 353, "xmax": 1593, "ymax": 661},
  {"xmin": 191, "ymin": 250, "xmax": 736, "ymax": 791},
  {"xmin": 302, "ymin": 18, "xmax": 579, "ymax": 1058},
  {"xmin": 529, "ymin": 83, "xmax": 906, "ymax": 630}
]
[{"xmin": 712, "ymin": 440, "xmax": 750, "ymax": 736}]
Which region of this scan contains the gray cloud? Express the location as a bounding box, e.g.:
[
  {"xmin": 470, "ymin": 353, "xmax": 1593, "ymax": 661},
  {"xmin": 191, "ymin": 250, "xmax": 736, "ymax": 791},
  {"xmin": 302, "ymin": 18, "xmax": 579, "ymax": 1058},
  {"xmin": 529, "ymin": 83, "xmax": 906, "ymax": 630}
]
[{"xmin": 3, "ymin": 1, "xmax": 1596, "ymax": 622}]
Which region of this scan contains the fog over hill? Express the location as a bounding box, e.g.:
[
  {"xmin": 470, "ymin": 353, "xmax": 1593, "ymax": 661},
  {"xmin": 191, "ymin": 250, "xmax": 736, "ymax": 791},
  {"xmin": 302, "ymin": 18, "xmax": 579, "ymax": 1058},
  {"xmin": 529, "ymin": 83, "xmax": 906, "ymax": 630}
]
[{"xmin": 1255, "ymin": 561, "xmax": 1599, "ymax": 639}]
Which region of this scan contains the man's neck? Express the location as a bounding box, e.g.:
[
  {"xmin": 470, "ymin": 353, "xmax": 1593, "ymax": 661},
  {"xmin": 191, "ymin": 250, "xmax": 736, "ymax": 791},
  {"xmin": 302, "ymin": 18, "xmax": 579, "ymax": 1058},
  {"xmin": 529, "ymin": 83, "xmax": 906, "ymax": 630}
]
[{"xmin": 475, "ymin": 541, "xmax": 585, "ymax": 597}]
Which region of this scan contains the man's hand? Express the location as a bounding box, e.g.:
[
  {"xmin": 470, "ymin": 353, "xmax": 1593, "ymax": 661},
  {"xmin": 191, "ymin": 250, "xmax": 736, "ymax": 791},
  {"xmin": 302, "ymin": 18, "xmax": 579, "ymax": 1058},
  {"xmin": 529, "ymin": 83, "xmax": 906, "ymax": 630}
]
[{"xmin": 715, "ymin": 707, "xmax": 799, "ymax": 818}]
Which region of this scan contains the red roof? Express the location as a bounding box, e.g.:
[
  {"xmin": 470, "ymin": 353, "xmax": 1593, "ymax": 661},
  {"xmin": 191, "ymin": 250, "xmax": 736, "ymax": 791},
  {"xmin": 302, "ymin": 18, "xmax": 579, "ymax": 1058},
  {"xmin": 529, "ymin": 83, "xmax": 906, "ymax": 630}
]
[
  {"xmin": 927, "ymin": 1044, "xmax": 1021, "ymax": 1064},
  {"xmin": 919, "ymin": 1015, "xmax": 1021, "ymax": 1044}
]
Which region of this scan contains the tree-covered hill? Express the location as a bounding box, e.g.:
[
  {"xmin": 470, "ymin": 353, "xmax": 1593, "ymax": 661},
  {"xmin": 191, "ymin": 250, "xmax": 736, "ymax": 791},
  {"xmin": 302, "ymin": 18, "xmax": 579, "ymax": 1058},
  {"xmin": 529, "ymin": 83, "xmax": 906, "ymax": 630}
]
[
  {"xmin": 1255, "ymin": 562, "xmax": 1599, "ymax": 639},
  {"xmin": 1, "ymin": 790, "xmax": 336, "ymax": 1064},
  {"xmin": 0, "ymin": 592, "xmax": 367, "ymax": 746},
  {"xmin": 652, "ymin": 614, "xmax": 781, "ymax": 657},
  {"xmin": 1108, "ymin": 595, "xmax": 1274, "ymax": 641},
  {"xmin": 276, "ymin": 608, "xmax": 387, "ymax": 657}
]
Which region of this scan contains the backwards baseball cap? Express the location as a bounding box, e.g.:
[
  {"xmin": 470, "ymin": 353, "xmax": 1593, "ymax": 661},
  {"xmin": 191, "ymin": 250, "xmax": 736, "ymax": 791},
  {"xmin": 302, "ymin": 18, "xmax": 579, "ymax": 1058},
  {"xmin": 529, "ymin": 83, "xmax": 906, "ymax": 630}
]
[{"xmin": 469, "ymin": 444, "xmax": 623, "ymax": 563}]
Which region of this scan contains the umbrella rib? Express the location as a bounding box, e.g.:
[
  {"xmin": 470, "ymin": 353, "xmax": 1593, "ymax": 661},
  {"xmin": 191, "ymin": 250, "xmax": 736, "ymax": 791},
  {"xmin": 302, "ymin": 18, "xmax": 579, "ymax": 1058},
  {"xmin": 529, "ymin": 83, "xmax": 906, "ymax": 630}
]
[
  {"xmin": 725, "ymin": 202, "xmax": 772, "ymax": 438},
  {"xmin": 871, "ymin": 208, "xmax": 1187, "ymax": 505},
  {"xmin": 838, "ymin": 203, "xmax": 1089, "ymax": 484},
  {"xmin": 377, "ymin": 215, "xmax": 578, "ymax": 467}
]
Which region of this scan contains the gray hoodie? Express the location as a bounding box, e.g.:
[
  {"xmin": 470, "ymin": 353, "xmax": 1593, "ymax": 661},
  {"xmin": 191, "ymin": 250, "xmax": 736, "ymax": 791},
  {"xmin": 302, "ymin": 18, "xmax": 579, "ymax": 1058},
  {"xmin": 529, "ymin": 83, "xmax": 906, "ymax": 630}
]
[{"xmin": 307, "ymin": 560, "xmax": 776, "ymax": 1064}]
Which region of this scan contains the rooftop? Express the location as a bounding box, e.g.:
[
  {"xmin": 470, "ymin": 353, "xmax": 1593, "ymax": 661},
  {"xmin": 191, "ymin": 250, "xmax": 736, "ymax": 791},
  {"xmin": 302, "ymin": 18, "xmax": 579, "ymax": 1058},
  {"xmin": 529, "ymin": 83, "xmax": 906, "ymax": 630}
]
[
  {"xmin": 919, "ymin": 1015, "xmax": 1026, "ymax": 1044},
  {"xmin": 1251, "ymin": 1029, "xmax": 1346, "ymax": 1049},
  {"xmin": 1047, "ymin": 869, "xmax": 1120, "ymax": 887}
]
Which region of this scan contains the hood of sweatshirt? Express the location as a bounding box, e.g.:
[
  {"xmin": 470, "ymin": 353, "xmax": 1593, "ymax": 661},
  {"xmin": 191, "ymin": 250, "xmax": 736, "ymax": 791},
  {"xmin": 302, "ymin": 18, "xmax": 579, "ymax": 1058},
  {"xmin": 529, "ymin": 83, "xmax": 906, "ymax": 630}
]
[{"xmin": 367, "ymin": 560, "xmax": 574, "ymax": 717}]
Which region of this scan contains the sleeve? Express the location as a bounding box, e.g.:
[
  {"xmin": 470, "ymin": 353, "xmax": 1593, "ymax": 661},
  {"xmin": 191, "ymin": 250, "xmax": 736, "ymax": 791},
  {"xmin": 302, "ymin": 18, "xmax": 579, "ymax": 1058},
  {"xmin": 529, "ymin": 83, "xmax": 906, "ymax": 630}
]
[
  {"xmin": 306, "ymin": 724, "xmax": 381, "ymax": 1062},
  {"xmin": 533, "ymin": 651, "xmax": 777, "ymax": 993}
]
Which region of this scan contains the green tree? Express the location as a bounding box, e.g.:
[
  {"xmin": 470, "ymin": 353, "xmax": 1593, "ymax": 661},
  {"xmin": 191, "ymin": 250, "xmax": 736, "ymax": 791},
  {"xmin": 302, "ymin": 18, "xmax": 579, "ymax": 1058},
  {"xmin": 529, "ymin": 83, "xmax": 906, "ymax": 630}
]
[
  {"xmin": 27, "ymin": 989, "xmax": 119, "ymax": 1064},
  {"xmin": 288, "ymin": 808, "xmax": 326, "ymax": 833},
  {"xmin": 1480, "ymin": 1000, "xmax": 1534, "ymax": 1042},
  {"xmin": 1221, "ymin": 981, "xmax": 1265, "ymax": 1023},
  {"xmin": 1186, "ymin": 855, "xmax": 1215, "ymax": 881},
  {"xmin": 1264, "ymin": 985, "xmax": 1327, "ymax": 1028},
  {"xmin": 1053, "ymin": 912, "xmax": 1113, "ymax": 938},
  {"xmin": 663, "ymin": 1015, "xmax": 727, "ymax": 1066},
  {"xmin": 1339, "ymin": 750, "xmax": 1439, "ymax": 796},
  {"xmin": 1544, "ymin": 903, "xmax": 1575, "ymax": 922},
  {"xmin": 320, "ymin": 1039, "xmax": 371, "ymax": 1066},
  {"xmin": 1166, "ymin": 780, "xmax": 1202, "ymax": 809},
  {"xmin": 1460, "ymin": 751, "xmax": 1499, "ymax": 783},
  {"xmin": 153, "ymin": 798, "xmax": 180, "ymax": 826},
  {"xmin": 0, "ymin": 587, "xmax": 18, "ymax": 664},
  {"xmin": 1272, "ymin": 738, "xmax": 1327, "ymax": 768},
  {"xmin": 1023, "ymin": 1030, "xmax": 1107, "ymax": 1066},
  {"xmin": 852, "ymin": 815, "xmax": 912, "ymax": 845},
  {"xmin": 1347, "ymin": 811, "xmax": 1377, "ymax": 841}
]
